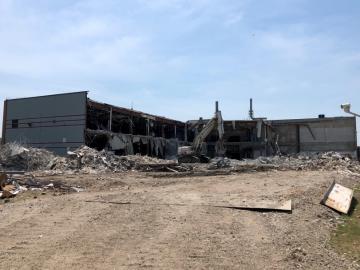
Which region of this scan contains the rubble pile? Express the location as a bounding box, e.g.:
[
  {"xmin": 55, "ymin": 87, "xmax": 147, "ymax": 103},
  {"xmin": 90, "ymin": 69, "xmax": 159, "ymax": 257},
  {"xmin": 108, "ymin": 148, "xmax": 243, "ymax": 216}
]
[
  {"xmin": 209, "ymin": 152, "xmax": 360, "ymax": 175},
  {"xmin": 1, "ymin": 143, "xmax": 358, "ymax": 175},
  {"xmin": 252, "ymin": 152, "xmax": 359, "ymax": 172},
  {"xmin": 50, "ymin": 146, "xmax": 188, "ymax": 173},
  {"xmin": 50, "ymin": 146, "xmax": 131, "ymax": 173},
  {"xmin": 208, "ymin": 157, "xmax": 233, "ymax": 170},
  {"xmin": 0, "ymin": 143, "xmax": 55, "ymax": 171},
  {"xmin": 0, "ymin": 173, "xmax": 84, "ymax": 199},
  {"xmin": 0, "ymin": 143, "xmax": 190, "ymax": 174}
]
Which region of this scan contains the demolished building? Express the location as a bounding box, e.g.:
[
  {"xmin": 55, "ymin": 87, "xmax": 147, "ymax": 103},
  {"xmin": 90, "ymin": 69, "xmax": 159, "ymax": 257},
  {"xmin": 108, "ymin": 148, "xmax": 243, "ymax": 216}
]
[
  {"xmin": 1, "ymin": 91, "xmax": 357, "ymax": 159},
  {"xmin": 1, "ymin": 91, "xmax": 184, "ymax": 157},
  {"xmin": 187, "ymin": 116, "xmax": 357, "ymax": 159}
]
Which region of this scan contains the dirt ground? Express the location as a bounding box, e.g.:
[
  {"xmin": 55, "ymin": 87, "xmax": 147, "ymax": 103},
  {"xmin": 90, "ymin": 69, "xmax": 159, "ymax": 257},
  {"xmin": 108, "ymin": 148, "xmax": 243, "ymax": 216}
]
[{"xmin": 0, "ymin": 170, "xmax": 359, "ymax": 270}]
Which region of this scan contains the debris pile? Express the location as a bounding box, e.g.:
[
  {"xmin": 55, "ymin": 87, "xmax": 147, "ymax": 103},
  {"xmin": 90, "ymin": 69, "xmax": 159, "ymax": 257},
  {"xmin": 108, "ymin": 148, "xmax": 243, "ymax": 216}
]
[
  {"xmin": 135, "ymin": 162, "xmax": 192, "ymax": 173},
  {"xmin": 208, "ymin": 152, "xmax": 360, "ymax": 176},
  {"xmin": 208, "ymin": 157, "xmax": 232, "ymax": 169},
  {"xmin": 50, "ymin": 146, "xmax": 131, "ymax": 173},
  {"xmin": 0, "ymin": 143, "xmax": 192, "ymax": 174},
  {"xmin": 0, "ymin": 172, "xmax": 84, "ymax": 199},
  {"xmin": 254, "ymin": 152, "xmax": 360, "ymax": 173},
  {"xmin": 0, "ymin": 173, "xmax": 23, "ymax": 198},
  {"xmin": 0, "ymin": 143, "xmax": 55, "ymax": 171},
  {"xmin": 1, "ymin": 143, "xmax": 358, "ymax": 175},
  {"xmin": 49, "ymin": 146, "xmax": 191, "ymax": 173}
]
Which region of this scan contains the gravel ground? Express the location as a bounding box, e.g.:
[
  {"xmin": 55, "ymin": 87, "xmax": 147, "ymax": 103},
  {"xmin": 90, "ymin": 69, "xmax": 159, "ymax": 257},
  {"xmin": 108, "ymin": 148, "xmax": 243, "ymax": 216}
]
[{"xmin": 0, "ymin": 170, "xmax": 359, "ymax": 269}]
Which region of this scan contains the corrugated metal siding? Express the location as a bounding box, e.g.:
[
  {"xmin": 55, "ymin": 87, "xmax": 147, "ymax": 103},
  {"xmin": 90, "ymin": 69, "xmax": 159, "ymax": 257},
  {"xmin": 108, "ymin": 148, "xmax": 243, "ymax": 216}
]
[{"xmin": 3, "ymin": 92, "xmax": 87, "ymax": 155}]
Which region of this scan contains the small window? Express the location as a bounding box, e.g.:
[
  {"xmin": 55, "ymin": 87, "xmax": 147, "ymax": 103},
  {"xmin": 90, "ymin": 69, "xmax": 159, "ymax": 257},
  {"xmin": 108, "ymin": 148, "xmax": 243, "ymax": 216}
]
[{"xmin": 12, "ymin": 119, "xmax": 18, "ymax": 128}]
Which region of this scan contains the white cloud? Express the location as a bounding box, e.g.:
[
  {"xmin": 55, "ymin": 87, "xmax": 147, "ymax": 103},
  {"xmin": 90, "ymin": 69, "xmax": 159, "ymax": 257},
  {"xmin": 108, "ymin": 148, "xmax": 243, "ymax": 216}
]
[
  {"xmin": 0, "ymin": 0, "xmax": 359, "ymax": 144},
  {"xmin": 52, "ymin": 19, "xmax": 113, "ymax": 43},
  {"xmin": 260, "ymin": 32, "xmax": 310, "ymax": 59},
  {"xmin": 224, "ymin": 12, "xmax": 244, "ymax": 26},
  {"xmin": 0, "ymin": 1, "xmax": 156, "ymax": 81}
]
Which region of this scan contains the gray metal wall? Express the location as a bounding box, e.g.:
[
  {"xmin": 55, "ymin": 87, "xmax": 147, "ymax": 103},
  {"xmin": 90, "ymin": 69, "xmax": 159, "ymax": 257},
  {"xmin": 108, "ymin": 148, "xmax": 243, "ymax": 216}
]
[
  {"xmin": 271, "ymin": 117, "xmax": 357, "ymax": 155},
  {"xmin": 3, "ymin": 92, "xmax": 87, "ymax": 155}
]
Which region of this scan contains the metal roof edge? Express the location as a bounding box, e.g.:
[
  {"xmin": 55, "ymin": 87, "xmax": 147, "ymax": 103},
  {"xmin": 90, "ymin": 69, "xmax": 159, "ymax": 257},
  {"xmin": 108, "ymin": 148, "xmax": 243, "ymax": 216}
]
[
  {"xmin": 5, "ymin": 91, "xmax": 88, "ymax": 101},
  {"xmin": 265, "ymin": 116, "xmax": 356, "ymax": 124},
  {"xmin": 88, "ymin": 98, "xmax": 185, "ymax": 125}
]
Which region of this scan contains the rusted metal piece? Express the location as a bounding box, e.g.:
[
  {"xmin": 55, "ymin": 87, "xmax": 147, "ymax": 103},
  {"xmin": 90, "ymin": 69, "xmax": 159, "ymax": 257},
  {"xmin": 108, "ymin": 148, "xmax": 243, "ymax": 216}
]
[{"xmin": 321, "ymin": 181, "xmax": 354, "ymax": 214}]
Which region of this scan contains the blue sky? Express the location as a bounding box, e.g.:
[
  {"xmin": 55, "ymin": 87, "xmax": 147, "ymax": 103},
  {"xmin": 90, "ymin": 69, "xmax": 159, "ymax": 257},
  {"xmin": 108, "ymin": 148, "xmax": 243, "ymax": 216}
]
[{"xmin": 0, "ymin": 0, "xmax": 359, "ymax": 136}]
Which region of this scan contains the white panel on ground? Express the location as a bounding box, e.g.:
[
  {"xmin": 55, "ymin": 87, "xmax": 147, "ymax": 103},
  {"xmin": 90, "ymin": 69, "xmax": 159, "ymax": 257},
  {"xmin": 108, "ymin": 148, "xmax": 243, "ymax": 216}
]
[{"xmin": 321, "ymin": 181, "xmax": 353, "ymax": 214}]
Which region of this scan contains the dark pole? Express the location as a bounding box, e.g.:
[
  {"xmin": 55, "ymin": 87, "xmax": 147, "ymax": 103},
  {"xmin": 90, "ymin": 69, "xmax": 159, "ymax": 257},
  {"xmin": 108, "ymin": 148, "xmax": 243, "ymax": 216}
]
[
  {"xmin": 249, "ymin": 98, "xmax": 254, "ymax": 119},
  {"xmin": 2, "ymin": 100, "xmax": 8, "ymax": 144}
]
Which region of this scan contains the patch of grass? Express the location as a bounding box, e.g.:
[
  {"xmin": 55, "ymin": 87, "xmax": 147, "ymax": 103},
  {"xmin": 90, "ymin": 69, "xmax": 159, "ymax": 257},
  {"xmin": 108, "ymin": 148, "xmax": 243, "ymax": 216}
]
[{"xmin": 331, "ymin": 187, "xmax": 360, "ymax": 262}]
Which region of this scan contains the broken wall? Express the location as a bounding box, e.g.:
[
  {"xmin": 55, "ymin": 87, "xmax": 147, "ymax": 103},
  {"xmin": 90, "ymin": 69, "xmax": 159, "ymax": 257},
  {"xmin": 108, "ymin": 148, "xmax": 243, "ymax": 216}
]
[
  {"xmin": 86, "ymin": 100, "xmax": 184, "ymax": 159},
  {"xmin": 186, "ymin": 119, "xmax": 267, "ymax": 159}
]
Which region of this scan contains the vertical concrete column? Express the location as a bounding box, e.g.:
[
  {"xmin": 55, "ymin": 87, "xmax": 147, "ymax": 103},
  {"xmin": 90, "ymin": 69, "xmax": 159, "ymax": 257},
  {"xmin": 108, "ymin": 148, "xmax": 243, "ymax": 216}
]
[
  {"xmin": 161, "ymin": 125, "xmax": 165, "ymax": 138},
  {"xmin": 109, "ymin": 107, "xmax": 113, "ymax": 132},
  {"xmin": 1, "ymin": 100, "xmax": 8, "ymax": 144},
  {"xmin": 146, "ymin": 119, "xmax": 150, "ymax": 155},
  {"xmin": 296, "ymin": 124, "xmax": 301, "ymax": 153}
]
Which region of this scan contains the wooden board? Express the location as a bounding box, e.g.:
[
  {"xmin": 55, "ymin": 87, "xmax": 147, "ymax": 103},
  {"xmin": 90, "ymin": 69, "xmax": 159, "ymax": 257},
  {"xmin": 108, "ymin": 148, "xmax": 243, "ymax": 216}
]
[
  {"xmin": 321, "ymin": 181, "xmax": 353, "ymax": 214},
  {"xmin": 218, "ymin": 199, "xmax": 292, "ymax": 212},
  {"xmin": 85, "ymin": 199, "xmax": 292, "ymax": 213}
]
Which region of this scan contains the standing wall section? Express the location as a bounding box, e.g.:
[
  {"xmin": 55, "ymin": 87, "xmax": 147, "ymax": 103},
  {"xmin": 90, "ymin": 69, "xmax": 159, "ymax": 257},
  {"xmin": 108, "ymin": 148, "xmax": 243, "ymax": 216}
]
[
  {"xmin": 299, "ymin": 118, "xmax": 357, "ymax": 152},
  {"xmin": 269, "ymin": 117, "xmax": 357, "ymax": 155},
  {"xmin": 2, "ymin": 91, "xmax": 87, "ymax": 155}
]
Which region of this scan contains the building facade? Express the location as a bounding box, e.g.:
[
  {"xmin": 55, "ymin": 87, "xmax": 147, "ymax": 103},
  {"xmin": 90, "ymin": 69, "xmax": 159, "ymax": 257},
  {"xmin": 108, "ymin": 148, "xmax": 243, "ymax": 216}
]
[
  {"xmin": 2, "ymin": 92, "xmax": 184, "ymax": 157},
  {"xmin": 2, "ymin": 91, "xmax": 357, "ymax": 158}
]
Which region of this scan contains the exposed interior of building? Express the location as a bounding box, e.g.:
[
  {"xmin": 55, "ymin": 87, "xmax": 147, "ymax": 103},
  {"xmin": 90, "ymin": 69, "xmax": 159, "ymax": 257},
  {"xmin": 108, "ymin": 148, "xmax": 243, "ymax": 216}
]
[{"xmin": 2, "ymin": 91, "xmax": 357, "ymax": 159}]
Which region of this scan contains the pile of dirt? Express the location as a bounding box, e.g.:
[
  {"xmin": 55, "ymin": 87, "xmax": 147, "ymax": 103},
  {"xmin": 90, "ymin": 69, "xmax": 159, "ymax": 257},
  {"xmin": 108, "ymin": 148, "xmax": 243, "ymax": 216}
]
[{"xmin": 0, "ymin": 143, "xmax": 55, "ymax": 171}]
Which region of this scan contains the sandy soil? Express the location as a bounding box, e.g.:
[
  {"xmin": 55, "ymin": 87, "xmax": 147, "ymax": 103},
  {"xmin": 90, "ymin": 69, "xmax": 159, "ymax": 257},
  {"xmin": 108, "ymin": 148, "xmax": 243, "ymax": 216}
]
[{"xmin": 0, "ymin": 170, "xmax": 359, "ymax": 270}]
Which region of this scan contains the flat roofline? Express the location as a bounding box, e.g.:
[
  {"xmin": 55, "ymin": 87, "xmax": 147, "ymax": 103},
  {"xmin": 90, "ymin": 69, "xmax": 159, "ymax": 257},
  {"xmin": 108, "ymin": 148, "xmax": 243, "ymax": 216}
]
[
  {"xmin": 266, "ymin": 116, "xmax": 355, "ymax": 124},
  {"xmin": 187, "ymin": 116, "xmax": 355, "ymax": 124},
  {"xmin": 88, "ymin": 98, "xmax": 184, "ymax": 125},
  {"xmin": 187, "ymin": 119, "xmax": 258, "ymax": 123},
  {"xmin": 3, "ymin": 90, "xmax": 183, "ymax": 125},
  {"xmin": 5, "ymin": 91, "xmax": 88, "ymax": 101}
]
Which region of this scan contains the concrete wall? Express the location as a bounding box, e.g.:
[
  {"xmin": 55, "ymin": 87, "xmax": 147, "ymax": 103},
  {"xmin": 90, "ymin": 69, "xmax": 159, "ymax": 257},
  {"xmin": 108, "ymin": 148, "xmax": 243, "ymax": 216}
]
[
  {"xmin": 270, "ymin": 117, "xmax": 357, "ymax": 155},
  {"xmin": 2, "ymin": 92, "xmax": 87, "ymax": 155}
]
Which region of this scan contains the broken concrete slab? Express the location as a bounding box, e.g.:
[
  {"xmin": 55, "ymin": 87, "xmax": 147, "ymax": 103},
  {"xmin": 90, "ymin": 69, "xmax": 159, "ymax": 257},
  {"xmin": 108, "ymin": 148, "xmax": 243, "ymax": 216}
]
[{"xmin": 321, "ymin": 181, "xmax": 354, "ymax": 214}]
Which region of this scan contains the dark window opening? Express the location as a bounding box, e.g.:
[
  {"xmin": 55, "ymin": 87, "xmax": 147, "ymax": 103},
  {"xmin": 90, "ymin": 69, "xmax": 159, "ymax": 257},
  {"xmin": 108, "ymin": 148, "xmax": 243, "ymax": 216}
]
[{"xmin": 12, "ymin": 119, "xmax": 18, "ymax": 128}]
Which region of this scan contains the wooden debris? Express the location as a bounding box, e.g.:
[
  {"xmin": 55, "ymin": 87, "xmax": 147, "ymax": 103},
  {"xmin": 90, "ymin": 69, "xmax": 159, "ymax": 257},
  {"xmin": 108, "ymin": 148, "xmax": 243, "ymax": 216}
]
[
  {"xmin": 0, "ymin": 184, "xmax": 17, "ymax": 198},
  {"xmin": 321, "ymin": 181, "xmax": 354, "ymax": 214},
  {"xmin": 85, "ymin": 199, "xmax": 292, "ymax": 213},
  {"xmin": 0, "ymin": 173, "xmax": 7, "ymax": 188}
]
